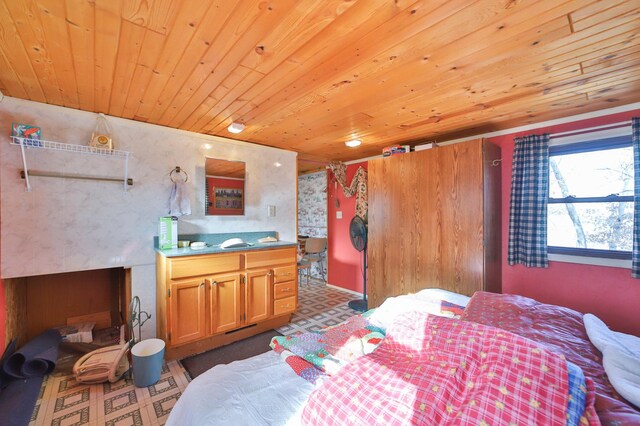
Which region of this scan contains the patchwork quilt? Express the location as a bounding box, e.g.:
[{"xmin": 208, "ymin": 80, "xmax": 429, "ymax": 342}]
[
  {"xmin": 301, "ymin": 312, "xmax": 600, "ymax": 426},
  {"xmin": 270, "ymin": 312, "xmax": 384, "ymax": 376}
]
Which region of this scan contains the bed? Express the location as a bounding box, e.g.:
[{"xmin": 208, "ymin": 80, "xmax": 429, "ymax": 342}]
[{"xmin": 167, "ymin": 289, "xmax": 640, "ymax": 425}]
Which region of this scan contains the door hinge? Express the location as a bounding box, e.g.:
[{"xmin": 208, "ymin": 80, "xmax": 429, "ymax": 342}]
[
  {"xmin": 243, "ymin": 313, "xmax": 246, "ymax": 321},
  {"xmin": 167, "ymin": 289, "xmax": 171, "ymax": 297},
  {"xmin": 241, "ymin": 275, "xmax": 246, "ymax": 285},
  {"xmin": 168, "ymin": 332, "xmax": 171, "ymax": 341}
]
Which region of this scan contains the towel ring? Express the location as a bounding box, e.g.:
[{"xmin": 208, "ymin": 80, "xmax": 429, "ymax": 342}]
[{"xmin": 169, "ymin": 166, "xmax": 188, "ymax": 183}]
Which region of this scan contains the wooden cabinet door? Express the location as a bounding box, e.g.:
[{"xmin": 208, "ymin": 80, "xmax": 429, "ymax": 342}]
[
  {"xmin": 208, "ymin": 273, "xmax": 242, "ymax": 334},
  {"xmin": 245, "ymin": 270, "xmax": 272, "ymax": 324},
  {"xmin": 169, "ymin": 278, "xmax": 206, "ymax": 346}
]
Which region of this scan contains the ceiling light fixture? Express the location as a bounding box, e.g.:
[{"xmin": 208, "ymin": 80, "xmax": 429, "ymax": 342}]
[
  {"xmin": 345, "ymin": 139, "xmax": 362, "ymax": 147},
  {"xmin": 227, "ymin": 122, "xmax": 245, "ymax": 134}
]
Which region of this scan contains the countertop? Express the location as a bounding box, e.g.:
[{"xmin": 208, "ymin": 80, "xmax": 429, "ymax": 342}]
[{"xmin": 154, "ymin": 231, "xmax": 297, "ymax": 258}]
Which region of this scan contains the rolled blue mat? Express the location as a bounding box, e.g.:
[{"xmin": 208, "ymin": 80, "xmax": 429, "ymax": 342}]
[
  {"xmin": 0, "ymin": 375, "xmax": 43, "ymax": 426},
  {"xmin": 3, "ymin": 329, "xmax": 62, "ymax": 379}
]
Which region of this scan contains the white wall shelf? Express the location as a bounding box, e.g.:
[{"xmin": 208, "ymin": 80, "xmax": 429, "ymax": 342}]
[{"xmin": 10, "ymin": 136, "xmax": 132, "ymax": 191}]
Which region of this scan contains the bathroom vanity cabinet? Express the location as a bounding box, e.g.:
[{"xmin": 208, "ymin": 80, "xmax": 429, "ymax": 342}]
[{"xmin": 156, "ymin": 247, "xmax": 297, "ymax": 359}]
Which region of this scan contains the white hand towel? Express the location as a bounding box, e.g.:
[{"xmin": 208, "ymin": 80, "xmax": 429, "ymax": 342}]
[{"xmin": 168, "ymin": 180, "xmax": 191, "ymax": 216}]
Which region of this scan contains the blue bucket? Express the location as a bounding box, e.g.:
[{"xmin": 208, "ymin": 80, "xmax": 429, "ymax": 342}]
[{"xmin": 131, "ymin": 338, "xmax": 165, "ymax": 387}]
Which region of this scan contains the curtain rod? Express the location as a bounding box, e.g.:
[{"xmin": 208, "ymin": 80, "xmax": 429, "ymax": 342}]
[{"xmin": 549, "ymin": 121, "xmax": 631, "ymax": 138}]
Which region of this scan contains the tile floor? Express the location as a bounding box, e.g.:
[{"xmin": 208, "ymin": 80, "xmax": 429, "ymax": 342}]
[{"xmin": 28, "ymin": 281, "xmax": 360, "ymax": 426}]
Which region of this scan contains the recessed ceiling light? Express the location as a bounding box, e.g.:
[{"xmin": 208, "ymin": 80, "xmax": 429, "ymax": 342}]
[
  {"xmin": 202, "ymin": 143, "xmax": 212, "ymax": 149},
  {"xmin": 345, "ymin": 139, "xmax": 362, "ymax": 147},
  {"xmin": 274, "ymin": 162, "xmax": 282, "ymax": 167},
  {"xmin": 227, "ymin": 122, "xmax": 245, "ymax": 133}
]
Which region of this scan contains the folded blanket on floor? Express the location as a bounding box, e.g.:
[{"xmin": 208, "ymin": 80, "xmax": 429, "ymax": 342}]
[
  {"xmin": 302, "ymin": 312, "xmax": 599, "ymax": 426},
  {"xmin": 270, "ymin": 312, "xmax": 384, "ymax": 376}
]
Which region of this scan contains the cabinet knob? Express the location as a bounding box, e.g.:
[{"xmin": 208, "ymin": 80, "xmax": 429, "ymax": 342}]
[
  {"xmin": 211, "ymin": 280, "xmax": 217, "ymax": 286},
  {"xmin": 200, "ymin": 282, "xmax": 205, "ymax": 287}
]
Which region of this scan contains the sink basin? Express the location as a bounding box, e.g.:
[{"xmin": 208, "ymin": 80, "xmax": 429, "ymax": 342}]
[{"xmin": 219, "ymin": 238, "xmax": 254, "ymax": 249}]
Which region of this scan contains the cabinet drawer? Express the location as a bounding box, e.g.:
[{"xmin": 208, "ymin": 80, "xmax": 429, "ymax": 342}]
[
  {"xmin": 273, "ymin": 296, "xmax": 296, "ymax": 316},
  {"xmin": 169, "ymin": 253, "xmax": 241, "ymax": 279},
  {"xmin": 273, "ymin": 265, "xmax": 296, "ymax": 283},
  {"xmin": 274, "ymin": 282, "xmax": 296, "ymax": 300},
  {"xmin": 245, "ymin": 248, "xmax": 296, "ymax": 269}
]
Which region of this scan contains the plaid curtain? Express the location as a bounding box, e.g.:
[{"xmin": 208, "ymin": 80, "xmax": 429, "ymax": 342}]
[
  {"xmin": 632, "ymin": 118, "xmax": 640, "ymax": 278},
  {"xmin": 508, "ymin": 134, "xmax": 550, "ymax": 267}
]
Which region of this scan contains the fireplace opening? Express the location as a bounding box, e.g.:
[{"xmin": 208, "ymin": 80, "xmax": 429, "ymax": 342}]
[{"xmin": 4, "ymin": 267, "xmax": 131, "ymax": 348}]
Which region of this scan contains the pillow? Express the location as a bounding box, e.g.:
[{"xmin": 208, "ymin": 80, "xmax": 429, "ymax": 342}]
[
  {"xmin": 368, "ymin": 291, "xmax": 468, "ymax": 330},
  {"xmin": 583, "ymin": 313, "xmax": 640, "ymax": 357},
  {"xmin": 602, "ymin": 345, "xmax": 640, "ymax": 409}
]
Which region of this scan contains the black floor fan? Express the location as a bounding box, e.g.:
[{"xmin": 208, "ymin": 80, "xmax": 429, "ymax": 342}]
[{"xmin": 348, "ymin": 215, "xmax": 368, "ymax": 312}]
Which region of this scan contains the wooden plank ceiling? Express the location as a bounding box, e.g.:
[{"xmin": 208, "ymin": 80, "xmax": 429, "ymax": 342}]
[{"xmin": 0, "ymin": 0, "xmax": 639, "ymax": 173}]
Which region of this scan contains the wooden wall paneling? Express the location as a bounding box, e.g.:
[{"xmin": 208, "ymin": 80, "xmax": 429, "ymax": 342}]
[
  {"xmin": 133, "ymin": 1, "xmax": 213, "ymax": 120},
  {"xmin": 152, "ymin": 0, "xmax": 265, "ymax": 125},
  {"xmin": 483, "ymin": 140, "xmax": 502, "ymax": 294},
  {"xmin": 251, "ymin": 12, "xmax": 575, "ymax": 148},
  {"xmin": 0, "ymin": 1, "xmax": 638, "ymax": 168},
  {"xmin": 438, "ymin": 141, "xmax": 485, "ymax": 296},
  {"xmin": 0, "ymin": 0, "xmax": 46, "ymax": 103},
  {"xmin": 192, "ymin": 0, "xmax": 362, "ymax": 133},
  {"xmin": 180, "ymin": 65, "xmax": 256, "ymax": 131},
  {"xmin": 239, "ymin": 0, "xmax": 581, "ymax": 140},
  {"xmin": 0, "ymin": 49, "xmax": 30, "ymax": 99},
  {"xmin": 160, "ymin": 0, "xmax": 300, "ymax": 129},
  {"xmin": 25, "ymin": 269, "xmax": 115, "ymax": 340},
  {"xmin": 36, "ymin": 0, "xmax": 79, "ymax": 108},
  {"xmin": 66, "ymin": 0, "xmax": 95, "ymax": 111},
  {"xmin": 94, "ymin": 0, "xmax": 122, "ymax": 114},
  {"xmin": 4, "ymin": 277, "xmax": 28, "ymax": 347},
  {"xmin": 121, "ymin": 0, "xmax": 178, "ymax": 35},
  {"xmin": 144, "ymin": 1, "xmax": 242, "ymax": 124},
  {"xmin": 420, "ymin": 148, "xmax": 444, "ymax": 296},
  {"xmin": 204, "ymin": 0, "xmax": 418, "ymax": 134},
  {"xmin": 3, "ymin": 0, "xmax": 63, "ymax": 105},
  {"xmin": 108, "ymin": 20, "xmax": 146, "ymax": 117},
  {"xmin": 368, "ymin": 139, "xmax": 501, "ymax": 307},
  {"xmin": 234, "ymin": 0, "xmax": 472, "ymax": 136},
  {"xmin": 121, "ymin": 28, "xmax": 167, "ymax": 119},
  {"xmin": 570, "ymin": 1, "xmax": 638, "ymax": 32}
]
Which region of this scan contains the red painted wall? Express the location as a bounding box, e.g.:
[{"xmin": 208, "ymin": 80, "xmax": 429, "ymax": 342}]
[
  {"xmin": 327, "ymin": 162, "xmax": 368, "ymax": 294},
  {"xmin": 489, "ymin": 109, "xmax": 640, "ymax": 336}
]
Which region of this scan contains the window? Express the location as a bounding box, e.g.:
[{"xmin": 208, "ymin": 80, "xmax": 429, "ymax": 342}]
[{"xmin": 548, "ymin": 136, "xmax": 633, "ymax": 259}]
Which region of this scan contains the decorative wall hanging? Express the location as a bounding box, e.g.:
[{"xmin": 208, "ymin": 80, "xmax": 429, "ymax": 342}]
[
  {"xmin": 329, "ymin": 161, "xmax": 368, "ymax": 221},
  {"xmin": 90, "ymin": 113, "xmax": 114, "ymax": 151}
]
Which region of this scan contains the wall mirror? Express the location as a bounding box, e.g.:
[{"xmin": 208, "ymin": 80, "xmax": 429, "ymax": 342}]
[{"xmin": 205, "ymin": 158, "xmax": 245, "ymax": 216}]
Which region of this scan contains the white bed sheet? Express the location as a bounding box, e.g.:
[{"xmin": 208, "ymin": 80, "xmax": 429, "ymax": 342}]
[{"xmin": 167, "ymin": 351, "xmax": 315, "ymax": 426}]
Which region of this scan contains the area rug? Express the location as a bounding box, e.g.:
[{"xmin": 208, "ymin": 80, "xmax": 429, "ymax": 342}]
[{"xmin": 180, "ymin": 330, "xmax": 282, "ymax": 379}]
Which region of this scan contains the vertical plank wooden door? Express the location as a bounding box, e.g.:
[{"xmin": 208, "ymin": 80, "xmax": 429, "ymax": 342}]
[
  {"xmin": 368, "ymin": 139, "xmax": 501, "ymax": 308},
  {"xmin": 208, "ymin": 273, "xmax": 242, "ymax": 334},
  {"xmin": 169, "ymin": 278, "xmax": 206, "ymax": 346}
]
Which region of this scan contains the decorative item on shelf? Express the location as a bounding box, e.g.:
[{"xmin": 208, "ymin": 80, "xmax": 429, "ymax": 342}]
[
  {"xmin": 90, "ymin": 113, "xmax": 114, "ymax": 151},
  {"xmin": 382, "ymin": 144, "xmax": 410, "ymax": 157},
  {"xmin": 12, "ymin": 123, "xmax": 42, "ymax": 147}
]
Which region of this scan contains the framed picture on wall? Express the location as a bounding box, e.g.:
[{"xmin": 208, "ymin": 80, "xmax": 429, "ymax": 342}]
[{"xmin": 214, "ymin": 188, "xmax": 244, "ymax": 210}]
